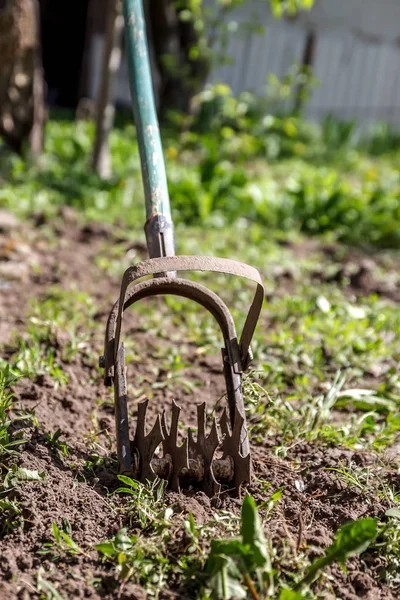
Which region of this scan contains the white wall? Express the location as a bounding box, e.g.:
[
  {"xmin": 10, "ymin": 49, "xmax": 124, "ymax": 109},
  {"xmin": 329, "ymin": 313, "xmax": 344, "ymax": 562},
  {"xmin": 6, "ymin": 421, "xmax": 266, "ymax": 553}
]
[
  {"xmin": 296, "ymin": 0, "xmax": 400, "ymax": 41},
  {"xmin": 208, "ymin": 0, "xmax": 400, "ymax": 125},
  {"xmin": 87, "ymin": 0, "xmax": 400, "ymax": 126}
]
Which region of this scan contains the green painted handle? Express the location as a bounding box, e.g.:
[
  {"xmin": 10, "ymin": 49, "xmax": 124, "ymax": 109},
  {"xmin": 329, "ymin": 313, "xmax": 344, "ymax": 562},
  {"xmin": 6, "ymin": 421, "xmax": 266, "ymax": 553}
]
[{"xmin": 123, "ymin": 0, "xmax": 171, "ymax": 221}]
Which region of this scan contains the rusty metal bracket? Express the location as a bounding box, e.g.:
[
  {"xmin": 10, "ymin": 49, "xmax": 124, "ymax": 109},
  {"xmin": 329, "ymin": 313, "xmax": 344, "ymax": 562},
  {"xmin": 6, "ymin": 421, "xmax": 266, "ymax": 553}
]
[
  {"xmin": 103, "ymin": 255, "xmax": 264, "ymax": 381},
  {"xmin": 101, "ymin": 255, "xmax": 264, "ymax": 496}
]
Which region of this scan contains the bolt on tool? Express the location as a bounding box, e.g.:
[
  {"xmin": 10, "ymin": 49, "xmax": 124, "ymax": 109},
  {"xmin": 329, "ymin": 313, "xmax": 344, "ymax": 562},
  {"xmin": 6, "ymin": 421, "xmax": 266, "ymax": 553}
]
[{"xmin": 100, "ymin": 0, "xmax": 264, "ymax": 497}]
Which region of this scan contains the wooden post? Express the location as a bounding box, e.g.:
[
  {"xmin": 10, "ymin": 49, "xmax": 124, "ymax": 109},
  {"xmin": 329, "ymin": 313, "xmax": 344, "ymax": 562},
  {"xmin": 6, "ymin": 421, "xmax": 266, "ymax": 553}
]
[
  {"xmin": 92, "ymin": 0, "xmax": 124, "ymax": 178},
  {"xmin": 294, "ymin": 29, "xmax": 317, "ymax": 114}
]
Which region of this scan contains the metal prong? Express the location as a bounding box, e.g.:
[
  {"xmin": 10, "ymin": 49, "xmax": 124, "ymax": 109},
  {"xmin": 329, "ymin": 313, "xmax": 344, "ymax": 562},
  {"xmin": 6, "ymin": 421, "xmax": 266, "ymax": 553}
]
[
  {"xmin": 187, "ymin": 403, "xmax": 221, "ymax": 497},
  {"xmin": 114, "ymin": 343, "xmax": 131, "ymax": 474},
  {"xmin": 133, "ymin": 399, "xmax": 164, "ymax": 484},
  {"xmin": 220, "ymin": 406, "xmax": 251, "ymax": 496},
  {"xmin": 161, "ymin": 401, "xmax": 189, "ymax": 491}
]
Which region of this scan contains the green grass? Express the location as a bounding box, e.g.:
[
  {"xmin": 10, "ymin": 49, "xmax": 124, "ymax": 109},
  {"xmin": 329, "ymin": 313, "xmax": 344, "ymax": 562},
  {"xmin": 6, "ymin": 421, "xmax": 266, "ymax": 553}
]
[
  {"xmin": 1, "ymin": 117, "xmax": 400, "ymax": 248},
  {"xmin": 0, "ymin": 116, "xmax": 400, "ymax": 598},
  {"xmin": 91, "ymin": 485, "xmax": 398, "ymax": 599},
  {"xmin": 3, "ymin": 285, "xmax": 97, "ymax": 387},
  {"xmin": 0, "ymin": 366, "xmax": 23, "ymax": 465},
  {"xmin": 0, "ymin": 366, "xmax": 35, "ymax": 538}
]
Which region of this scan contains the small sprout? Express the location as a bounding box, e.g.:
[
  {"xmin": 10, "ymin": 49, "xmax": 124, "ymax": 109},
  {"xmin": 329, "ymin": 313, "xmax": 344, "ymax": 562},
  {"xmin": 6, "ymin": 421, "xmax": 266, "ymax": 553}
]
[
  {"xmin": 115, "ymin": 476, "xmax": 169, "ymax": 529},
  {"xmin": 38, "ymin": 520, "xmax": 88, "ymax": 562},
  {"xmin": 44, "ymin": 428, "xmax": 69, "ymax": 457},
  {"xmin": 36, "ymin": 567, "xmax": 66, "ymax": 600}
]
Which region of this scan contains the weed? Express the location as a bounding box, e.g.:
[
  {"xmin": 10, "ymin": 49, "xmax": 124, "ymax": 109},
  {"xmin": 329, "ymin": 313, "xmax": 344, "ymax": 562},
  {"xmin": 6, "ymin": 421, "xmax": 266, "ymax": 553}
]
[
  {"xmin": 4, "ymin": 285, "xmax": 97, "ymax": 389},
  {"xmin": 114, "ymin": 475, "xmax": 169, "ymax": 529},
  {"xmin": 0, "ymin": 365, "xmax": 23, "ymax": 464},
  {"xmin": 1, "ymin": 115, "xmax": 400, "ymax": 599},
  {"xmin": 36, "ymin": 567, "xmax": 66, "ymax": 600},
  {"xmin": 372, "ymin": 510, "xmax": 400, "ymax": 587},
  {"xmin": 3, "ymin": 118, "xmax": 400, "ymax": 247},
  {"xmin": 11, "ymin": 339, "xmax": 68, "ymax": 388},
  {"xmin": 44, "ymin": 428, "xmax": 70, "ymax": 458},
  {"xmin": 3, "ymin": 465, "xmax": 46, "ymax": 489},
  {"xmin": 295, "ymin": 518, "xmax": 378, "ymax": 591},
  {"xmin": 96, "ymin": 528, "xmax": 173, "ymax": 595},
  {"xmin": 0, "ymin": 497, "xmax": 23, "ymax": 537},
  {"xmin": 28, "ymin": 287, "xmax": 95, "ymax": 362},
  {"xmin": 38, "ymin": 520, "xmax": 87, "ymax": 562},
  {"xmin": 204, "ymin": 495, "xmax": 378, "ymax": 599}
]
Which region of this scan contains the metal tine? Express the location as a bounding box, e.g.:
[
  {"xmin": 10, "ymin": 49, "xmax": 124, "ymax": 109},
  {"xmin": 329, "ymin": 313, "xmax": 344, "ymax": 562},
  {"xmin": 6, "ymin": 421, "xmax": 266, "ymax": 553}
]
[
  {"xmin": 208, "ymin": 417, "xmax": 221, "ymax": 458},
  {"xmin": 187, "ymin": 403, "xmax": 222, "ymax": 497},
  {"xmin": 161, "ymin": 400, "xmax": 189, "ymax": 491},
  {"xmin": 220, "ymin": 405, "xmax": 251, "ymax": 496},
  {"xmin": 219, "ymin": 407, "xmax": 230, "ymax": 440},
  {"xmin": 197, "ymin": 401, "xmax": 206, "ymax": 447},
  {"xmin": 133, "ymin": 398, "xmax": 164, "ymax": 484},
  {"xmin": 187, "ymin": 427, "xmax": 196, "ymax": 459},
  {"xmin": 114, "ymin": 343, "xmax": 131, "ymax": 474}
]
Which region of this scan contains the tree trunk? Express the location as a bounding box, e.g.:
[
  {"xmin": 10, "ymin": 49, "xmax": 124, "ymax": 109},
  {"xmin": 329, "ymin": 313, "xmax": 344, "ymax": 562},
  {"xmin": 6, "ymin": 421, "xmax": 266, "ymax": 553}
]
[
  {"xmin": 92, "ymin": 0, "xmax": 124, "ymax": 178},
  {"xmin": 294, "ymin": 30, "xmax": 317, "ymax": 114},
  {"xmin": 29, "ymin": 0, "xmax": 45, "ymax": 156},
  {"xmin": 147, "ymin": 0, "xmax": 210, "ymax": 117},
  {"xmin": 0, "ymin": 0, "xmax": 45, "ymax": 155}
]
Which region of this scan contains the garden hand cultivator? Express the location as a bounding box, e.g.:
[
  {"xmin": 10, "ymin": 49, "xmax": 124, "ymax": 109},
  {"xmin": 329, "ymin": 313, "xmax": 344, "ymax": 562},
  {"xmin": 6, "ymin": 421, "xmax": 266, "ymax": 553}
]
[{"xmin": 100, "ymin": 0, "xmax": 264, "ymax": 497}]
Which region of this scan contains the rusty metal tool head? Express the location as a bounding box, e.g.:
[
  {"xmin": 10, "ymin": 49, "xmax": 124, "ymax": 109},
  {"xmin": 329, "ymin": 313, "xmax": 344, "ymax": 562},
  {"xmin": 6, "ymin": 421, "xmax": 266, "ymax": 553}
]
[{"xmin": 100, "ymin": 0, "xmax": 264, "ymax": 497}]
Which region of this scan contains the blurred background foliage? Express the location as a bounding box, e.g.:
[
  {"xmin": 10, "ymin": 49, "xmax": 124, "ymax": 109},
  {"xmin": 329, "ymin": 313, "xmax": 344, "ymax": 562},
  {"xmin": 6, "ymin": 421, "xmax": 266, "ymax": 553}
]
[
  {"xmin": 1, "ymin": 0, "xmax": 400, "ymax": 250},
  {"xmin": 1, "ymin": 94, "xmax": 400, "ymax": 248}
]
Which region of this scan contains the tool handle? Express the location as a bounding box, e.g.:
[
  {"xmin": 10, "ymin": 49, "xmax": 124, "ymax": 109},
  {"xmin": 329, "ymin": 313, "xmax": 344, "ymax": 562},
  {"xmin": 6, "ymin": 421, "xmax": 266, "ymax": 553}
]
[{"xmin": 123, "ymin": 0, "xmax": 171, "ymax": 222}]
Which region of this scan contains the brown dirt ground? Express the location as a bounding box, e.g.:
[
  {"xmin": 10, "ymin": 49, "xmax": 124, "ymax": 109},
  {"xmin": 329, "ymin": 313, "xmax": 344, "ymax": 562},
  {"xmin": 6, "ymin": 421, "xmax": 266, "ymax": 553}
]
[{"xmin": 0, "ymin": 210, "xmax": 399, "ymax": 599}]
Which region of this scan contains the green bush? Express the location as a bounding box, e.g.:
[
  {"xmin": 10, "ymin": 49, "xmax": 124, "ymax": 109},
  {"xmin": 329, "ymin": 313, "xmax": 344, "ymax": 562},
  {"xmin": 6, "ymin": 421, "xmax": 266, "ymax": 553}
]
[{"xmin": 1, "ymin": 111, "xmax": 400, "ymax": 249}]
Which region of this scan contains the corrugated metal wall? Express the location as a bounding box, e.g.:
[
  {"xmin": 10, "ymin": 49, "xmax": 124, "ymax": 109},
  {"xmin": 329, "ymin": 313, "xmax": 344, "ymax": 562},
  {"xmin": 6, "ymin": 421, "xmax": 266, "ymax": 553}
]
[
  {"xmin": 306, "ymin": 30, "xmax": 400, "ymax": 126},
  {"xmin": 88, "ymin": 0, "xmax": 400, "ymax": 126},
  {"xmin": 206, "ymin": 0, "xmax": 400, "ymax": 126}
]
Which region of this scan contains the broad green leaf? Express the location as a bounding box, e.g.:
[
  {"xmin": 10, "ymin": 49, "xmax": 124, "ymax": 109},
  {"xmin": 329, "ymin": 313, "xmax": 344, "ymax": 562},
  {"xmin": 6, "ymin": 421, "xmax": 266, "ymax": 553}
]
[
  {"xmin": 207, "ymin": 554, "xmax": 246, "ymax": 600},
  {"xmin": 329, "ymin": 518, "xmax": 378, "ymax": 561},
  {"xmin": 114, "ymin": 528, "xmax": 133, "ymax": 552},
  {"xmin": 4, "ymin": 465, "xmax": 46, "ymax": 488},
  {"xmin": 95, "ymin": 542, "xmax": 116, "ymax": 558},
  {"xmin": 117, "ymin": 475, "xmax": 139, "ymax": 489},
  {"xmin": 279, "ymin": 590, "xmax": 304, "ymax": 600},
  {"xmin": 240, "ymin": 495, "xmax": 269, "ymax": 568},
  {"xmin": 52, "ymin": 522, "xmax": 61, "ymax": 545},
  {"xmin": 299, "ymin": 518, "xmax": 377, "ymax": 588},
  {"xmin": 209, "ymin": 538, "xmax": 246, "ymax": 558},
  {"xmin": 114, "ymin": 486, "xmax": 138, "ymax": 496},
  {"xmin": 337, "ymin": 389, "xmax": 396, "ymax": 413},
  {"xmin": 385, "ymin": 508, "xmax": 400, "ymax": 519},
  {"xmin": 61, "ymin": 532, "xmax": 80, "ymax": 552}
]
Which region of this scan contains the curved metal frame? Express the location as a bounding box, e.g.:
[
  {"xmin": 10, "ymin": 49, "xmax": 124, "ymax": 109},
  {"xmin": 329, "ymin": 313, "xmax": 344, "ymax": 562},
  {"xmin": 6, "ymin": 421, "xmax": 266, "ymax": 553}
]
[
  {"xmin": 101, "ymin": 255, "xmax": 264, "ymax": 493},
  {"xmin": 104, "ymin": 255, "xmax": 264, "ymax": 380}
]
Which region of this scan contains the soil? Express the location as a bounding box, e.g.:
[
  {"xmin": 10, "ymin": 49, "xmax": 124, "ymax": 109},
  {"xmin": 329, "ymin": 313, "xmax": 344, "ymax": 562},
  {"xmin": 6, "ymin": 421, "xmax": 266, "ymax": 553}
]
[{"xmin": 0, "ymin": 210, "xmax": 399, "ymax": 599}]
